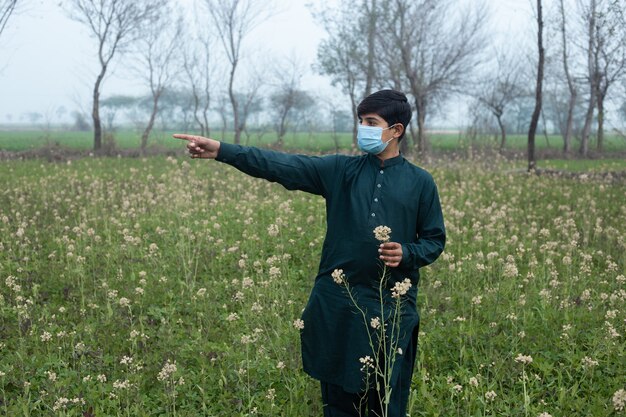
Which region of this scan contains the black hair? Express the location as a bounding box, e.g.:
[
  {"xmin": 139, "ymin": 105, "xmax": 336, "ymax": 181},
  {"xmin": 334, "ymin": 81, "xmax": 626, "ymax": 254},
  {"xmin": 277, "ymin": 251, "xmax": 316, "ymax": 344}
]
[{"xmin": 357, "ymin": 89, "xmax": 412, "ymax": 140}]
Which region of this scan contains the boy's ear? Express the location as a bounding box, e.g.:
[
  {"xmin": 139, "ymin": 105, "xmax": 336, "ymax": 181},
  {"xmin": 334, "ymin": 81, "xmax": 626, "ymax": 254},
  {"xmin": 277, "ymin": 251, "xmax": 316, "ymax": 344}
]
[{"xmin": 392, "ymin": 123, "xmax": 405, "ymax": 138}]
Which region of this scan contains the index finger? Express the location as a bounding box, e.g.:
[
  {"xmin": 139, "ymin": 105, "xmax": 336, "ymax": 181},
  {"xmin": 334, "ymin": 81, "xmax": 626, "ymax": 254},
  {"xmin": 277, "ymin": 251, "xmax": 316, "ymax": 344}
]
[
  {"xmin": 379, "ymin": 242, "xmax": 401, "ymax": 249},
  {"xmin": 173, "ymin": 134, "xmax": 207, "ymax": 143}
]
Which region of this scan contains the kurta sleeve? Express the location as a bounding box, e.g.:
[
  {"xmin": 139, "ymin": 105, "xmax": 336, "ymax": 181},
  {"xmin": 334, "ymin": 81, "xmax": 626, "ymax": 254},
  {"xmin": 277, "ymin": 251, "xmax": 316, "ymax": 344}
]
[
  {"xmin": 400, "ymin": 176, "xmax": 446, "ymax": 270},
  {"xmin": 215, "ymin": 142, "xmax": 339, "ymax": 197}
]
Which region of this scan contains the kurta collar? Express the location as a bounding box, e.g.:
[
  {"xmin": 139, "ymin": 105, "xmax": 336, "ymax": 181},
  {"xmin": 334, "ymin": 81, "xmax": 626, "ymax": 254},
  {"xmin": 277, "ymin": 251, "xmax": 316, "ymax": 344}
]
[{"xmin": 367, "ymin": 152, "xmax": 404, "ymax": 168}]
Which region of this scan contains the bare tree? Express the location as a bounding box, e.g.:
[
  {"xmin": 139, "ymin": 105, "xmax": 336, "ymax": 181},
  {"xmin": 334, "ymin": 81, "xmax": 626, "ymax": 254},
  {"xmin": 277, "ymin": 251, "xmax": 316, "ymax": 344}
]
[
  {"xmin": 64, "ymin": 0, "xmax": 165, "ymax": 152},
  {"xmin": 215, "ymin": 82, "xmax": 264, "ymax": 143},
  {"xmin": 314, "ymin": 0, "xmax": 380, "ymax": 147},
  {"xmin": 587, "ymin": 0, "xmax": 626, "ymax": 152},
  {"xmin": 0, "ymin": 0, "xmax": 18, "ymax": 40},
  {"xmin": 182, "ymin": 26, "xmax": 217, "ymax": 137},
  {"xmin": 575, "ymin": 0, "xmax": 626, "ymax": 155},
  {"xmin": 203, "ymin": 0, "xmax": 272, "ymax": 145},
  {"xmin": 382, "ymin": 0, "xmax": 489, "ymax": 155},
  {"xmin": 557, "ymin": 0, "xmax": 579, "ymax": 154},
  {"xmin": 133, "ymin": 4, "xmax": 182, "ymax": 154},
  {"xmin": 474, "ymin": 50, "xmax": 524, "ymax": 150},
  {"xmin": 269, "ymin": 57, "xmax": 314, "ymax": 147},
  {"xmin": 578, "ymin": 0, "xmax": 598, "ymax": 156},
  {"xmin": 238, "ymin": 76, "xmax": 264, "ymax": 138},
  {"xmin": 528, "ymin": 0, "xmax": 545, "ymax": 171}
]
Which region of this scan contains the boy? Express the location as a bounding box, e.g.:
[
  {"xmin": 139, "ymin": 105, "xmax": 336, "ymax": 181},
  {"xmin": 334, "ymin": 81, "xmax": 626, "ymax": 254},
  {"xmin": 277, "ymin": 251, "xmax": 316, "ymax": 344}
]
[{"xmin": 174, "ymin": 89, "xmax": 445, "ymax": 417}]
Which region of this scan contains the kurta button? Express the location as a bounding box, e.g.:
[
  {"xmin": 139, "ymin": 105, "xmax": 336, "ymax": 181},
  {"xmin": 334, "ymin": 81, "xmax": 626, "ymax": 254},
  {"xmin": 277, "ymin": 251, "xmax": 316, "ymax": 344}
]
[
  {"xmin": 380, "ymin": 170, "xmax": 384, "ymax": 174},
  {"xmin": 377, "ymin": 184, "xmax": 381, "ymax": 188},
  {"xmin": 371, "ymin": 213, "xmax": 375, "ymax": 217},
  {"xmin": 374, "ymin": 198, "xmax": 378, "ymax": 202}
]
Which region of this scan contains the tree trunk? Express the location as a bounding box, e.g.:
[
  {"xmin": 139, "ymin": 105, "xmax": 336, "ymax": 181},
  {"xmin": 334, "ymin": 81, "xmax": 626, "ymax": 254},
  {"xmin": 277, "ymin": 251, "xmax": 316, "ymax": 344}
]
[
  {"xmin": 496, "ymin": 114, "xmax": 506, "ymax": 150},
  {"xmin": 141, "ymin": 92, "xmax": 161, "ymax": 154},
  {"xmin": 228, "ymin": 63, "xmax": 240, "ymax": 144},
  {"xmin": 558, "ymin": 0, "xmax": 576, "ymax": 155},
  {"xmin": 350, "ymin": 93, "xmax": 358, "ymax": 150},
  {"xmin": 580, "ymin": 0, "xmax": 597, "ymax": 157},
  {"xmin": 580, "ymin": 94, "xmax": 595, "ymax": 156},
  {"xmin": 364, "ymin": 0, "xmax": 376, "ymax": 97},
  {"xmin": 202, "ymin": 92, "xmax": 211, "ymax": 137},
  {"xmin": 596, "ymin": 93, "xmax": 604, "ymax": 152},
  {"xmin": 563, "ymin": 91, "xmax": 576, "ymax": 154},
  {"xmin": 277, "ymin": 112, "xmax": 288, "ymax": 148},
  {"xmin": 414, "ymin": 97, "xmax": 427, "ymax": 156},
  {"xmin": 528, "ymin": 0, "xmax": 545, "ymax": 172},
  {"xmin": 92, "ymin": 70, "xmax": 106, "ymax": 152},
  {"xmin": 191, "ymin": 90, "xmax": 204, "ymax": 136}
]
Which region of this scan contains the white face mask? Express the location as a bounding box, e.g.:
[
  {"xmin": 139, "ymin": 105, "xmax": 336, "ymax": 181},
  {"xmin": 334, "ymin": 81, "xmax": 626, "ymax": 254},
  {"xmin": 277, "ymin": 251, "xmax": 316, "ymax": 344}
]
[{"xmin": 357, "ymin": 124, "xmax": 396, "ymax": 154}]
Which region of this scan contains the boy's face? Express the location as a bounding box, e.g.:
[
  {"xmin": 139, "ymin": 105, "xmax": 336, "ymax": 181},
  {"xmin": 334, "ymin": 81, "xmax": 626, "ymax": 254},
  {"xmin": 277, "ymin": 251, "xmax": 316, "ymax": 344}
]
[{"xmin": 359, "ymin": 113, "xmax": 399, "ymax": 143}]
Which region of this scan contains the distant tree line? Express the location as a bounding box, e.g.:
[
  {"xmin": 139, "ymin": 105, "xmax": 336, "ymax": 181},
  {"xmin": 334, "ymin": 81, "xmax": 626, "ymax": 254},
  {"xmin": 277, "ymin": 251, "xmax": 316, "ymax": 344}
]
[
  {"xmin": 4, "ymin": 0, "xmax": 626, "ymax": 158},
  {"xmin": 317, "ymin": 0, "xmax": 626, "ymax": 160}
]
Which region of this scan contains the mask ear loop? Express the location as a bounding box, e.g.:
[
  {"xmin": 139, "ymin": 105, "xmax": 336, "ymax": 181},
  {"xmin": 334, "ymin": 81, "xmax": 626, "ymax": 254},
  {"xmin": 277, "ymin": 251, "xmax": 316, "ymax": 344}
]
[{"xmin": 383, "ymin": 124, "xmax": 399, "ymax": 144}]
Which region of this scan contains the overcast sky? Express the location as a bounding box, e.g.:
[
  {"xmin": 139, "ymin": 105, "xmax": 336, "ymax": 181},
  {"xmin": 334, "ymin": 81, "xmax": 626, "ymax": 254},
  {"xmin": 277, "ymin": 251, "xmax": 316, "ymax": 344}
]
[{"xmin": 0, "ymin": 0, "xmax": 533, "ymax": 126}]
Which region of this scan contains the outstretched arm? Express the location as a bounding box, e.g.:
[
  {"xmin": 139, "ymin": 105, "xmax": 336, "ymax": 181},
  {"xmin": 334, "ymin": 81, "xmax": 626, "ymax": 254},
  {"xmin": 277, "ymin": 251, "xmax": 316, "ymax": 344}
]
[{"xmin": 172, "ymin": 134, "xmax": 340, "ymax": 197}]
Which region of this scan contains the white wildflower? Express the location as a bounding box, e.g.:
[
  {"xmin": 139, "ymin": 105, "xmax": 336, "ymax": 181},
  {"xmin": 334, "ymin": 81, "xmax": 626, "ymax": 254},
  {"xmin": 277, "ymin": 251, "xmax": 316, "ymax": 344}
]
[
  {"xmin": 373, "ymin": 225, "xmax": 392, "ymax": 242},
  {"xmin": 331, "ymin": 269, "xmax": 345, "ymax": 285},
  {"xmin": 391, "ymin": 278, "xmax": 412, "ymax": 298}
]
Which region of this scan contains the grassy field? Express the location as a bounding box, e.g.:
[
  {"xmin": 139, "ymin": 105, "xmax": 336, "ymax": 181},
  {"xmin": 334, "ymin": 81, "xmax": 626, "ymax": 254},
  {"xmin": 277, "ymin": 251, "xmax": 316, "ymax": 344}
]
[
  {"xmin": 0, "ymin": 155, "xmax": 625, "ymax": 416},
  {"xmin": 1, "ymin": 128, "xmax": 625, "ymax": 154}
]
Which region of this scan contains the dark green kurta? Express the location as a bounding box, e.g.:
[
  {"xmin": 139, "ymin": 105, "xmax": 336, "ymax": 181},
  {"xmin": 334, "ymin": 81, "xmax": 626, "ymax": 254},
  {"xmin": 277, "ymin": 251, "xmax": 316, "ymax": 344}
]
[{"xmin": 216, "ymin": 142, "xmax": 446, "ymax": 393}]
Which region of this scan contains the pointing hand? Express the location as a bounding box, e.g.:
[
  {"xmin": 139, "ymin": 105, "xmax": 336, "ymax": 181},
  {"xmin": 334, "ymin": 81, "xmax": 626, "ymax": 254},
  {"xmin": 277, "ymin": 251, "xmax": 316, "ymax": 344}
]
[{"xmin": 173, "ymin": 134, "xmax": 221, "ymax": 159}]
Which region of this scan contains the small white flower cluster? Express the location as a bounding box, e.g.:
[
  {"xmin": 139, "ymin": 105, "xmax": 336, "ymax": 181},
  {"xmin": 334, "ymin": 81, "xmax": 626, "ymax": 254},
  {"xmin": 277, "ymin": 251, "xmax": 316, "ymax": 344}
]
[
  {"xmin": 52, "ymin": 397, "xmax": 85, "ymax": 412},
  {"xmin": 373, "ymin": 225, "xmax": 392, "ymax": 242},
  {"xmin": 514, "ymin": 353, "xmax": 533, "ymax": 365},
  {"xmin": 112, "ymin": 379, "xmax": 132, "ymax": 390},
  {"xmin": 614, "ymin": 389, "xmax": 626, "ymax": 411},
  {"xmin": 391, "ymin": 278, "xmax": 412, "ymax": 298},
  {"xmin": 485, "ymin": 390, "xmax": 497, "ymax": 401},
  {"xmin": 119, "ymin": 356, "xmax": 133, "ymax": 365},
  {"xmin": 581, "ymin": 356, "xmax": 599, "ymax": 369},
  {"xmin": 266, "ymin": 388, "xmax": 276, "ymax": 401},
  {"xmin": 370, "ymin": 317, "xmax": 381, "ymax": 329},
  {"xmin": 359, "ymin": 356, "xmax": 375, "ymax": 371},
  {"xmin": 502, "ymin": 258, "xmax": 519, "ymax": 278},
  {"xmin": 157, "ymin": 360, "xmax": 177, "ymax": 382},
  {"xmin": 5, "ymin": 276, "xmax": 20, "ymax": 293},
  {"xmin": 332, "ymin": 269, "xmax": 345, "ymax": 285},
  {"xmin": 267, "ymin": 224, "xmax": 279, "ymax": 237},
  {"xmin": 293, "ymin": 319, "xmax": 304, "ymax": 330},
  {"xmin": 269, "ymin": 266, "xmax": 281, "ymax": 279}
]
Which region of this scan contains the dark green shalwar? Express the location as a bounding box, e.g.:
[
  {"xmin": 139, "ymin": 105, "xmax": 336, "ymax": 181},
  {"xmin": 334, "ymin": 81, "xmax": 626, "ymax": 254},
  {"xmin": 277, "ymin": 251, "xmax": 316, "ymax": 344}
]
[{"xmin": 216, "ymin": 143, "xmax": 446, "ymax": 406}]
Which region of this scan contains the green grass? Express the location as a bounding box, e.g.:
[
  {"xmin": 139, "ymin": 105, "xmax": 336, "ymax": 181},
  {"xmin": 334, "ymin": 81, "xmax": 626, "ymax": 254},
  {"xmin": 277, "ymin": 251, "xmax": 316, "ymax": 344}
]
[
  {"xmin": 1, "ymin": 128, "xmax": 625, "ymax": 154},
  {"xmin": 0, "ymin": 156, "xmax": 624, "ymax": 416}
]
